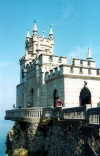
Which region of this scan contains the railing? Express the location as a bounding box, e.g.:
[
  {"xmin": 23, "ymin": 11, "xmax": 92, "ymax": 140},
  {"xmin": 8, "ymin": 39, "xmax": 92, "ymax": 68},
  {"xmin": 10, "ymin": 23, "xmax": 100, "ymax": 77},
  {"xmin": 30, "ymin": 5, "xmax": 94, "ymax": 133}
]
[
  {"xmin": 5, "ymin": 105, "xmax": 100, "ymax": 126},
  {"xmin": 63, "ymin": 105, "xmax": 86, "ymax": 120},
  {"xmin": 87, "ymin": 107, "xmax": 100, "ymax": 125},
  {"xmin": 5, "ymin": 107, "xmax": 54, "ymax": 121}
]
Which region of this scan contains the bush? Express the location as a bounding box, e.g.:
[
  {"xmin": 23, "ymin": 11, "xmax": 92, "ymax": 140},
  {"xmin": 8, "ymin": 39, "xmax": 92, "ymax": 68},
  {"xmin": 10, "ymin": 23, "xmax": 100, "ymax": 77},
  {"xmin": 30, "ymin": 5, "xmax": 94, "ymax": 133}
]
[{"xmin": 13, "ymin": 148, "xmax": 28, "ymax": 156}]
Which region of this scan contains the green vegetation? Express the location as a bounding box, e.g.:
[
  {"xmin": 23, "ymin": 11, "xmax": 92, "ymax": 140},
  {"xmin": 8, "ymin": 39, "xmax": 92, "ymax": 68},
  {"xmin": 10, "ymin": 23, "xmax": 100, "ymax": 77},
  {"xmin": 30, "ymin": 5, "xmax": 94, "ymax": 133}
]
[
  {"xmin": 40, "ymin": 118, "xmax": 53, "ymax": 128},
  {"xmin": 12, "ymin": 148, "xmax": 28, "ymax": 156}
]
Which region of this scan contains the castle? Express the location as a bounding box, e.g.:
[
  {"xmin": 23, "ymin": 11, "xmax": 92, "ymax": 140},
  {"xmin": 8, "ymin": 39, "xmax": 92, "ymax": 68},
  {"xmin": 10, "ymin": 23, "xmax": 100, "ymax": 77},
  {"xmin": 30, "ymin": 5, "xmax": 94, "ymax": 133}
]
[
  {"xmin": 16, "ymin": 22, "xmax": 100, "ymax": 109},
  {"xmin": 5, "ymin": 23, "xmax": 100, "ymax": 156}
]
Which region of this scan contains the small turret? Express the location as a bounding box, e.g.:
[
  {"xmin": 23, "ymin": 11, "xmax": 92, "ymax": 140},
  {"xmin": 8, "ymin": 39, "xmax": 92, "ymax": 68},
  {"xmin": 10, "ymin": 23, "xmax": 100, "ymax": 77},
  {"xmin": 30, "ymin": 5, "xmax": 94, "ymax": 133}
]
[
  {"xmin": 42, "ymin": 31, "xmax": 45, "ymax": 38},
  {"xmin": 87, "ymin": 47, "xmax": 92, "ymax": 60},
  {"xmin": 49, "ymin": 24, "xmax": 54, "ymax": 39},
  {"xmin": 33, "ymin": 20, "xmax": 38, "ymax": 36},
  {"xmin": 32, "ymin": 20, "xmax": 38, "ymax": 53},
  {"xmin": 26, "ymin": 29, "xmax": 30, "ymax": 42}
]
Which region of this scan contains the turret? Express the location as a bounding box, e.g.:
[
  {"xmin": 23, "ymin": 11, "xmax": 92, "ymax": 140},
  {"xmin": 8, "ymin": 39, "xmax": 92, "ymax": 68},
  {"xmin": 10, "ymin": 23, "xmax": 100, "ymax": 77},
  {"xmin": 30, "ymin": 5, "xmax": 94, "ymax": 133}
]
[
  {"xmin": 49, "ymin": 24, "xmax": 54, "ymax": 40},
  {"xmin": 26, "ymin": 29, "xmax": 30, "ymax": 42},
  {"xmin": 33, "ymin": 20, "xmax": 38, "ymax": 36},
  {"xmin": 87, "ymin": 47, "xmax": 92, "ymax": 60},
  {"xmin": 32, "ymin": 21, "xmax": 38, "ymax": 53},
  {"xmin": 42, "ymin": 31, "xmax": 45, "ymax": 38}
]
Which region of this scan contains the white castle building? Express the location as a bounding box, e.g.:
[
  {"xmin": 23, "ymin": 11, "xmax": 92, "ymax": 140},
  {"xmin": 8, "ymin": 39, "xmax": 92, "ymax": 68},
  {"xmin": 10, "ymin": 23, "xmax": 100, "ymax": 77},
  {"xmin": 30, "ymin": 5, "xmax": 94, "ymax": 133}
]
[{"xmin": 17, "ymin": 22, "xmax": 100, "ymax": 109}]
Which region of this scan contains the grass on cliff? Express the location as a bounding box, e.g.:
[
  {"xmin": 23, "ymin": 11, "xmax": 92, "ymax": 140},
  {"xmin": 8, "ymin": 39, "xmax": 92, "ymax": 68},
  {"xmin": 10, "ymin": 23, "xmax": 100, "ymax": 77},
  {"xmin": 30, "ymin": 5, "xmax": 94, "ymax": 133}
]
[{"xmin": 12, "ymin": 148, "xmax": 28, "ymax": 156}]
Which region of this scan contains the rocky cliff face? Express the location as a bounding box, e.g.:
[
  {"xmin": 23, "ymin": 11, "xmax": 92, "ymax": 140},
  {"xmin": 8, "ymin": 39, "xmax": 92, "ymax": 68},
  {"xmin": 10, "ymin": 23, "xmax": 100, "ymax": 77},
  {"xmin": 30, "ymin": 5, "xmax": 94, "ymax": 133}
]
[{"xmin": 6, "ymin": 118, "xmax": 100, "ymax": 156}]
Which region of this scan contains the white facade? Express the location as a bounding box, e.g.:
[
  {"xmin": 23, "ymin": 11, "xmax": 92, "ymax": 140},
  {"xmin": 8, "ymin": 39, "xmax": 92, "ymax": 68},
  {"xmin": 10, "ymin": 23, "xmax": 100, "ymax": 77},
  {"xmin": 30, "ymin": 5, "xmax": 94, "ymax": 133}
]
[{"xmin": 16, "ymin": 22, "xmax": 100, "ymax": 109}]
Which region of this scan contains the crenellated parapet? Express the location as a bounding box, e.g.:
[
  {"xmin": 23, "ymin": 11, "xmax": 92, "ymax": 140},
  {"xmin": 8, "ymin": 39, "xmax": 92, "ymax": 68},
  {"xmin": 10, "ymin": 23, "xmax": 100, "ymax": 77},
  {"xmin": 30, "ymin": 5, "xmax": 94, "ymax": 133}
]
[
  {"xmin": 39, "ymin": 54, "xmax": 67, "ymax": 65},
  {"xmin": 72, "ymin": 58, "xmax": 96, "ymax": 68},
  {"xmin": 45, "ymin": 59, "xmax": 100, "ymax": 81},
  {"xmin": 25, "ymin": 22, "xmax": 54, "ymax": 57}
]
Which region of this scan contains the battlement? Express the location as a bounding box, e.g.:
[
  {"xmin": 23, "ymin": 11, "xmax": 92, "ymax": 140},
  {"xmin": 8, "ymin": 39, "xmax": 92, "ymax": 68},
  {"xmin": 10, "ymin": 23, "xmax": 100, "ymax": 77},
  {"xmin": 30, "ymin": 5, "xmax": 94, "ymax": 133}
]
[
  {"xmin": 23, "ymin": 55, "xmax": 96, "ymax": 71},
  {"xmin": 23, "ymin": 54, "xmax": 67, "ymax": 76},
  {"xmin": 23, "ymin": 55, "xmax": 99, "ymax": 80},
  {"xmin": 73, "ymin": 58, "xmax": 96, "ymax": 68},
  {"xmin": 25, "ymin": 23, "xmax": 54, "ymax": 56},
  {"xmin": 39, "ymin": 37, "xmax": 54, "ymax": 45},
  {"xmin": 26, "ymin": 60, "xmax": 35, "ymax": 71},
  {"xmin": 39, "ymin": 54, "xmax": 67, "ymax": 65},
  {"xmin": 45, "ymin": 64, "xmax": 100, "ymax": 81}
]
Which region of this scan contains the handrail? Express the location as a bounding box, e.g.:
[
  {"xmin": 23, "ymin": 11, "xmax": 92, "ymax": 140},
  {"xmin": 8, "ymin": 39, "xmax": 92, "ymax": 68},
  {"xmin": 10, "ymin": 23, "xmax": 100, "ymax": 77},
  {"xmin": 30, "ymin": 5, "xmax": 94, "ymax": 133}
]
[
  {"xmin": 5, "ymin": 106, "xmax": 100, "ymax": 125},
  {"xmin": 87, "ymin": 107, "xmax": 100, "ymax": 125},
  {"xmin": 62, "ymin": 105, "xmax": 86, "ymax": 120}
]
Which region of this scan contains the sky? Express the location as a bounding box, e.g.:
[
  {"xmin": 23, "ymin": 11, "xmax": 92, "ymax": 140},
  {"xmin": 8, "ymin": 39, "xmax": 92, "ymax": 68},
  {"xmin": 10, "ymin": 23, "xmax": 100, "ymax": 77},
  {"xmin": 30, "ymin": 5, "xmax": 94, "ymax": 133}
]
[{"xmin": 0, "ymin": 0, "xmax": 100, "ymax": 119}]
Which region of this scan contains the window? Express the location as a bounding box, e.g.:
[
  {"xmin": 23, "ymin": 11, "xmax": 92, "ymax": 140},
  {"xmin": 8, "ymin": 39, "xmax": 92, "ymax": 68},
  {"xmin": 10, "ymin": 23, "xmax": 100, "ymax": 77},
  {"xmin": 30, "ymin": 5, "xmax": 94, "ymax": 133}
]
[{"xmin": 53, "ymin": 89, "xmax": 58, "ymax": 107}]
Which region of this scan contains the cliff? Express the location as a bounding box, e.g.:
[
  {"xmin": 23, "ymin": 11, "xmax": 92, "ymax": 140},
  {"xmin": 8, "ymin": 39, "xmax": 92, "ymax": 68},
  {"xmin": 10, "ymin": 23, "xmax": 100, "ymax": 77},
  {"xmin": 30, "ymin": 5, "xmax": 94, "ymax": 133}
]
[{"xmin": 6, "ymin": 118, "xmax": 100, "ymax": 156}]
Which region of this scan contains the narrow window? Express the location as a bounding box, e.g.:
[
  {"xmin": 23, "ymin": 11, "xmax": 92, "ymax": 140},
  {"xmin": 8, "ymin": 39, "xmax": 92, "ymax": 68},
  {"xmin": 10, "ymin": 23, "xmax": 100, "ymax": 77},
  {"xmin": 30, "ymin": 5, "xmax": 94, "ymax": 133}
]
[{"xmin": 53, "ymin": 89, "xmax": 58, "ymax": 107}]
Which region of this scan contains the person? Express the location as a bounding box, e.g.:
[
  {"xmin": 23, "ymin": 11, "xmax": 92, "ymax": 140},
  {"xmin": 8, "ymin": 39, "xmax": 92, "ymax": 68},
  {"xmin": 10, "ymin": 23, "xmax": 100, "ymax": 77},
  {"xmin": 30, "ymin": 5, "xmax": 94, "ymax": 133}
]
[{"xmin": 56, "ymin": 97, "xmax": 63, "ymax": 107}]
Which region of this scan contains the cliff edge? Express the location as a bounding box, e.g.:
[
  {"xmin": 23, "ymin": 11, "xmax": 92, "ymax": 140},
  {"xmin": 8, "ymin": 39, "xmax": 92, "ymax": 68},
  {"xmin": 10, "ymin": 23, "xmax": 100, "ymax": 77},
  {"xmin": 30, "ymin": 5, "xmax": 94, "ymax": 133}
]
[{"xmin": 6, "ymin": 119, "xmax": 100, "ymax": 156}]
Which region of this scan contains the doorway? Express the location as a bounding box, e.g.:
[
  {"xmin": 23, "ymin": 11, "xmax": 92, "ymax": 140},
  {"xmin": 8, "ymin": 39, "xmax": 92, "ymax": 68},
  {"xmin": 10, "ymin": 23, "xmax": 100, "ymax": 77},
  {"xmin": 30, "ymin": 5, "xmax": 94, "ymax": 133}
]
[{"xmin": 80, "ymin": 87, "xmax": 91, "ymax": 106}]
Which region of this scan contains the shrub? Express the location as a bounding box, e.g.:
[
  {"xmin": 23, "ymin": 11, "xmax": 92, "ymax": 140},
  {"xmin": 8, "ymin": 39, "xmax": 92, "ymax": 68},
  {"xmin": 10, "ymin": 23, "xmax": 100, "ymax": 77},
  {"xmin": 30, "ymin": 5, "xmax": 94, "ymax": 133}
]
[{"xmin": 13, "ymin": 148, "xmax": 28, "ymax": 156}]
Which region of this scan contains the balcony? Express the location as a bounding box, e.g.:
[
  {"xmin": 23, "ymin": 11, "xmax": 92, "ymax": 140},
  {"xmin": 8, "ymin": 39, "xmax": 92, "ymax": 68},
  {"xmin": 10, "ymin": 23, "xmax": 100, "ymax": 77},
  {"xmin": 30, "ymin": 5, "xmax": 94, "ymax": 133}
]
[{"xmin": 5, "ymin": 105, "xmax": 100, "ymax": 125}]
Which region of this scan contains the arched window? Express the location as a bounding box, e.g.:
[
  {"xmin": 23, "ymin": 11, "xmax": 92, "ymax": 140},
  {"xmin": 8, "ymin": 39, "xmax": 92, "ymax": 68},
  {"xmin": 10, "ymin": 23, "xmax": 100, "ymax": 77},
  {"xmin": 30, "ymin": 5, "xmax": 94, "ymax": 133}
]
[
  {"xmin": 79, "ymin": 87, "xmax": 91, "ymax": 106},
  {"xmin": 53, "ymin": 89, "xmax": 58, "ymax": 107}
]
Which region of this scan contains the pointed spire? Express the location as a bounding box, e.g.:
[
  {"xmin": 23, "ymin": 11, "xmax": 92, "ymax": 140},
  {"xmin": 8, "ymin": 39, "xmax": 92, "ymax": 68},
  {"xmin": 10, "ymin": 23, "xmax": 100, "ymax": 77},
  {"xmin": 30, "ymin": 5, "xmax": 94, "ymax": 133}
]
[
  {"xmin": 49, "ymin": 24, "xmax": 53, "ymax": 39},
  {"xmin": 33, "ymin": 20, "xmax": 37, "ymax": 34},
  {"xmin": 26, "ymin": 29, "xmax": 30, "ymax": 42},
  {"xmin": 49, "ymin": 24, "xmax": 53, "ymax": 36},
  {"xmin": 26, "ymin": 29, "xmax": 30, "ymax": 38},
  {"xmin": 87, "ymin": 47, "xmax": 92, "ymax": 60},
  {"xmin": 42, "ymin": 31, "xmax": 45, "ymax": 38}
]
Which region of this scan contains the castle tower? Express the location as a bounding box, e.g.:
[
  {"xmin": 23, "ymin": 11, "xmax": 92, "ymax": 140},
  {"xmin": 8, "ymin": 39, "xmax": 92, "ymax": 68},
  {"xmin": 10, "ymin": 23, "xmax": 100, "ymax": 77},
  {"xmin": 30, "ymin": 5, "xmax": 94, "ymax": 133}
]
[{"xmin": 32, "ymin": 21, "xmax": 38, "ymax": 54}]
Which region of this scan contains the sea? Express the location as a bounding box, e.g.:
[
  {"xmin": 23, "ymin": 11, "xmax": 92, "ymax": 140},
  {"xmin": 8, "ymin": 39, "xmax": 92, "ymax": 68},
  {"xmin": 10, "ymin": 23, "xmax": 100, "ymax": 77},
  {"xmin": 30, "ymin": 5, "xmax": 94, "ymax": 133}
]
[{"xmin": 0, "ymin": 119, "xmax": 14, "ymax": 156}]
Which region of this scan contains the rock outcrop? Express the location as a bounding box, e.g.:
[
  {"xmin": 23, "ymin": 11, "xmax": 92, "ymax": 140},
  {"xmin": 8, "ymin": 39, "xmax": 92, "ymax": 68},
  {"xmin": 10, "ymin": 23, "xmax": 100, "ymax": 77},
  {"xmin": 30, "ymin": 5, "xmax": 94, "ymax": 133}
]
[{"xmin": 6, "ymin": 118, "xmax": 100, "ymax": 156}]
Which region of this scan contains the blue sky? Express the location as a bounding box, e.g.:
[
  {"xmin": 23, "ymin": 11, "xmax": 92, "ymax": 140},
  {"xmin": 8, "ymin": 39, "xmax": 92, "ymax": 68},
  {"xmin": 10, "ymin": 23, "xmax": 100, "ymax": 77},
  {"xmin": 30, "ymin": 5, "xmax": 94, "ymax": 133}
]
[{"xmin": 0, "ymin": 0, "xmax": 100, "ymax": 119}]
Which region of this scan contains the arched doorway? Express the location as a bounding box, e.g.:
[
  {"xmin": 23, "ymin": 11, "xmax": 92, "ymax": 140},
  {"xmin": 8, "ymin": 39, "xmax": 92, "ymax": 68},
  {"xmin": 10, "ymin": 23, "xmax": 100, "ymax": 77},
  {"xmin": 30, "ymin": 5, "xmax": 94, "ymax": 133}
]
[
  {"xmin": 80, "ymin": 87, "xmax": 91, "ymax": 106},
  {"xmin": 53, "ymin": 89, "xmax": 58, "ymax": 107}
]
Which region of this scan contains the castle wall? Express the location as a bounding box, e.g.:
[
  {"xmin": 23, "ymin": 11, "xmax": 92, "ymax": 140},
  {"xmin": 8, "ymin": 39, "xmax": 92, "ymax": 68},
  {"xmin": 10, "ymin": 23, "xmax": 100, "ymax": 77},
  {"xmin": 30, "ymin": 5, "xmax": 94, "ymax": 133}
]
[
  {"xmin": 46, "ymin": 77, "xmax": 64, "ymax": 107},
  {"xmin": 64, "ymin": 77, "xmax": 100, "ymax": 108},
  {"xmin": 16, "ymin": 83, "xmax": 25, "ymax": 108}
]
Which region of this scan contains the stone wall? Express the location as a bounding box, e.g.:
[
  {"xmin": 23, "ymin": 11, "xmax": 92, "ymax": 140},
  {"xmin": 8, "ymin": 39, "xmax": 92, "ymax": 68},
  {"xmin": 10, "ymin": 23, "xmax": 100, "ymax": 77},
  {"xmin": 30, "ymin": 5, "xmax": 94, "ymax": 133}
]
[
  {"xmin": 46, "ymin": 77, "xmax": 64, "ymax": 107},
  {"xmin": 64, "ymin": 77, "xmax": 100, "ymax": 108},
  {"xmin": 6, "ymin": 119, "xmax": 100, "ymax": 156}
]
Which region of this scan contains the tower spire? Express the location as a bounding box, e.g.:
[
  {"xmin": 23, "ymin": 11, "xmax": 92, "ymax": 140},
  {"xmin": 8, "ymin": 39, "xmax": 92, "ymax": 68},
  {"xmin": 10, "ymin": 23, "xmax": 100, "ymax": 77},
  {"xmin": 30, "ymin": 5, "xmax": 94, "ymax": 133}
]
[
  {"xmin": 87, "ymin": 47, "xmax": 92, "ymax": 60},
  {"xmin": 26, "ymin": 29, "xmax": 30, "ymax": 41},
  {"xmin": 33, "ymin": 20, "xmax": 38, "ymax": 35},
  {"xmin": 49, "ymin": 24, "xmax": 54, "ymax": 39},
  {"xmin": 42, "ymin": 31, "xmax": 45, "ymax": 38},
  {"xmin": 26, "ymin": 29, "xmax": 30, "ymax": 38}
]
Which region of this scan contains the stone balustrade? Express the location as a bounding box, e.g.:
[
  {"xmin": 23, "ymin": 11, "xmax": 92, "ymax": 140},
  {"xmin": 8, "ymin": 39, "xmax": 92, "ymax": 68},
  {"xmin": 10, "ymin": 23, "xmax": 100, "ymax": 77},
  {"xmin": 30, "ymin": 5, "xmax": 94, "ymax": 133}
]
[
  {"xmin": 87, "ymin": 107, "xmax": 100, "ymax": 125},
  {"xmin": 5, "ymin": 107, "xmax": 54, "ymax": 122},
  {"xmin": 5, "ymin": 106, "xmax": 100, "ymax": 125},
  {"xmin": 63, "ymin": 106, "xmax": 86, "ymax": 120}
]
